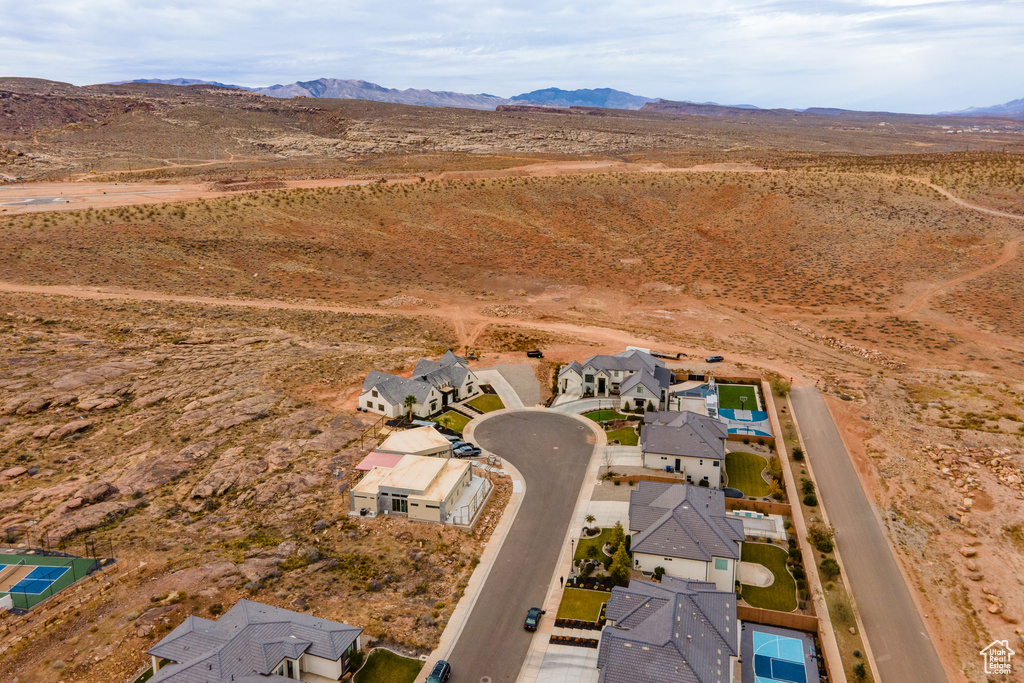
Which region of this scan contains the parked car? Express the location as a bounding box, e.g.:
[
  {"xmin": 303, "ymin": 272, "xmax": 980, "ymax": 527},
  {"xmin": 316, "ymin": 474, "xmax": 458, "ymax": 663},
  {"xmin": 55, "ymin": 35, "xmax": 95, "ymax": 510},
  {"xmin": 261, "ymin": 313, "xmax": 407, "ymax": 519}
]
[
  {"xmin": 426, "ymin": 659, "xmax": 452, "ymax": 683},
  {"xmin": 442, "ymin": 434, "xmax": 461, "ymax": 443},
  {"xmin": 524, "ymin": 607, "xmax": 545, "ymax": 631},
  {"xmin": 705, "ymin": 355, "xmax": 725, "ymax": 363},
  {"xmin": 526, "ymin": 349, "xmax": 544, "ymax": 358},
  {"xmin": 454, "ymin": 445, "xmax": 481, "ymax": 457}
]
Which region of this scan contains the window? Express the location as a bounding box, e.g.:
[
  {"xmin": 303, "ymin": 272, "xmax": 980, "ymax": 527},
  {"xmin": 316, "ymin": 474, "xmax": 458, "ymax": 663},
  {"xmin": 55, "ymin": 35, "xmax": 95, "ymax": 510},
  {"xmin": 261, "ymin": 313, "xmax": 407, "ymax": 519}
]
[
  {"xmin": 636, "ymin": 387, "xmax": 642, "ymax": 394},
  {"xmin": 714, "ymin": 558, "xmax": 728, "ymax": 571},
  {"xmin": 713, "ymin": 461, "xmax": 720, "ymax": 467},
  {"xmin": 391, "ymin": 497, "xmax": 408, "ymax": 513},
  {"xmin": 371, "ymin": 389, "xmax": 378, "ymax": 398},
  {"xmin": 366, "ymin": 401, "xmax": 373, "ymax": 408},
  {"xmin": 430, "ymin": 401, "xmax": 438, "ymax": 411},
  {"xmin": 584, "ymin": 375, "xmax": 594, "ymax": 383},
  {"xmin": 378, "ymin": 404, "xmax": 384, "ymax": 411}
]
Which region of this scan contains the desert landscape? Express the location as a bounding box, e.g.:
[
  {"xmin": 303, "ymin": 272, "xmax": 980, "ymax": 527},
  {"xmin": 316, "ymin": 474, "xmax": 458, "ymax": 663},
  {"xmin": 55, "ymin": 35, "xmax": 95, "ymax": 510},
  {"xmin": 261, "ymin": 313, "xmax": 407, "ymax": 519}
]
[{"xmin": 2, "ymin": 77, "xmax": 1024, "ymax": 683}]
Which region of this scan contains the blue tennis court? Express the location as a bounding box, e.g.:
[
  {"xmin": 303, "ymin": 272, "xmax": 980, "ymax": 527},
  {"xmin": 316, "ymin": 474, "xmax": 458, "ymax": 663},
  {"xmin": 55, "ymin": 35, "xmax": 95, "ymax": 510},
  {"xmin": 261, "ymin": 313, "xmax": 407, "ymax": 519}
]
[
  {"xmin": 0, "ymin": 564, "xmax": 70, "ymax": 595},
  {"xmin": 753, "ymin": 631, "xmax": 807, "ymax": 683}
]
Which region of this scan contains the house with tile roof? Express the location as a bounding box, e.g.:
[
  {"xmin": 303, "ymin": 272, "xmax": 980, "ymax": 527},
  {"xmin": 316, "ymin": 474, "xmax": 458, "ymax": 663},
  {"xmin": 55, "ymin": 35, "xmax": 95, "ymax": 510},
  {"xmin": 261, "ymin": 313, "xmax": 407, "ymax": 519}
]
[
  {"xmin": 628, "ymin": 482, "xmax": 743, "ymax": 591},
  {"xmin": 359, "ymin": 350, "xmax": 480, "ymax": 419},
  {"xmin": 146, "ymin": 599, "xmax": 362, "ymax": 683},
  {"xmin": 640, "ymin": 410, "xmax": 729, "ymax": 487},
  {"xmin": 598, "ymin": 576, "xmax": 739, "ymax": 683},
  {"xmin": 557, "ymin": 348, "xmax": 674, "ymax": 411}
]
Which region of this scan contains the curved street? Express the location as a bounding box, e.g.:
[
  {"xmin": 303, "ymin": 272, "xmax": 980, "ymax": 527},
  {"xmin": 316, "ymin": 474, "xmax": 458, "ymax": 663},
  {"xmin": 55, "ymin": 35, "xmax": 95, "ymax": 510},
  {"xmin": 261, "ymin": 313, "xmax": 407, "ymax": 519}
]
[{"xmin": 448, "ymin": 411, "xmax": 596, "ymax": 683}]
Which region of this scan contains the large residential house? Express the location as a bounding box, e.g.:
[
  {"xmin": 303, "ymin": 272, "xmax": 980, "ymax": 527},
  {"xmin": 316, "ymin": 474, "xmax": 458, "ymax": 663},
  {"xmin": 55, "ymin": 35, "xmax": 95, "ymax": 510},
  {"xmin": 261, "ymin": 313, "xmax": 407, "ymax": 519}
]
[
  {"xmin": 360, "ymin": 350, "xmax": 480, "ymax": 419},
  {"xmin": 147, "ymin": 600, "xmax": 362, "ymax": 682},
  {"xmin": 558, "ymin": 348, "xmax": 675, "ymax": 411},
  {"xmin": 350, "ymin": 453, "xmax": 481, "ymax": 525},
  {"xmin": 598, "ymin": 576, "xmax": 739, "ymax": 683},
  {"xmin": 641, "ymin": 410, "xmax": 729, "ymax": 487},
  {"xmin": 628, "ymin": 482, "xmax": 743, "ymax": 592}
]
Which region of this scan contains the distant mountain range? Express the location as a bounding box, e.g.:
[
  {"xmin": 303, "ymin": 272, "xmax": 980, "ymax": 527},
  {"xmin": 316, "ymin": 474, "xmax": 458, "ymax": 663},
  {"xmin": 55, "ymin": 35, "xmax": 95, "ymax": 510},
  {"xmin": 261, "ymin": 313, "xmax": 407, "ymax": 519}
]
[
  {"xmin": 116, "ymin": 78, "xmax": 662, "ymax": 111},
  {"xmin": 510, "ymin": 87, "xmax": 655, "ymax": 110},
  {"xmin": 941, "ymin": 97, "xmax": 1024, "ymax": 119}
]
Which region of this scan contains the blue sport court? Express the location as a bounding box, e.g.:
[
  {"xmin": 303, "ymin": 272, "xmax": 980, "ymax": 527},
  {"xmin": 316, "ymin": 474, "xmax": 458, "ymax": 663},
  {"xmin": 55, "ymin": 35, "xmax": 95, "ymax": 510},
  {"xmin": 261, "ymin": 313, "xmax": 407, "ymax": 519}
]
[
  {"xmin": 753, "ymin": 631, "xmax": 807, "ymax": 683},
  {"xmin": 8, "ymin": 565, "xmax": 70, "ymax": 594}
]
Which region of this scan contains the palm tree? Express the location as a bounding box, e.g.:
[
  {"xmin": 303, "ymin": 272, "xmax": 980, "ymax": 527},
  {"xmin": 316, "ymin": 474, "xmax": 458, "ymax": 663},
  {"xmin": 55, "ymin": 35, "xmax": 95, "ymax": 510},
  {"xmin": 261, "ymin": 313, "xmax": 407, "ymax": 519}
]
[{"xmin": 404, "ymin": 395, "xmax": 417, "ymax": 421}]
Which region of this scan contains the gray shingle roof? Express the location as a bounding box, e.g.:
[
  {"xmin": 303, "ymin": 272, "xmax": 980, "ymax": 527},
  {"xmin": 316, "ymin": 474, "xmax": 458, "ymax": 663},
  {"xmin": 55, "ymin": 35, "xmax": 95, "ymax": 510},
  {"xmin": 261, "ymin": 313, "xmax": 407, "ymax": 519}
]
[
  {"xmin": 558, "ymin": 360, "xmax": 583, "ymax": 377},
  {"xmin": 628, "ymin": 483, "xmax": 743, "ymax": 562},
  {"xmin": 362, "ymin": 351, "xmax": 474, "ymax": 406},
  {"xmin": 598, "ymin": 577, "xmax": 737, "ymax": 683},
  {"xmin": 640, "ymin": 411, "xmax": 727, "ymax": 459},
  {"xmin": 147, "ymin": 600, "xmax": 361, "ymax": 683},
  {"xmin": 582, "ymin": 349, "xmax": 663, "ymax": 375}
]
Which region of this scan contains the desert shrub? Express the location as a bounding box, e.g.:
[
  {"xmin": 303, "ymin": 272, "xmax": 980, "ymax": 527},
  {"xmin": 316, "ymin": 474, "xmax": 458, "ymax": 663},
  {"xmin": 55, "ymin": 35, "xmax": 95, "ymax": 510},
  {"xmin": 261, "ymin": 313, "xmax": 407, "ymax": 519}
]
[
  {"xmin": 801, "ymin": 478, "xmax": 815, "ymax": 495},
  {"xmin": 820, "ymin": 558, "xmax": 841, "ymax": 579},
  {"xmin": 803, "ymin": 493, "xmax": 818, "ymax": 507},
  {"xmin": 807, "ymin": 523, "xmax": 835, "ymax": 553},
  {"xmin": 791, "ymin": 446, "xmax": 804, "ymax": 461}
]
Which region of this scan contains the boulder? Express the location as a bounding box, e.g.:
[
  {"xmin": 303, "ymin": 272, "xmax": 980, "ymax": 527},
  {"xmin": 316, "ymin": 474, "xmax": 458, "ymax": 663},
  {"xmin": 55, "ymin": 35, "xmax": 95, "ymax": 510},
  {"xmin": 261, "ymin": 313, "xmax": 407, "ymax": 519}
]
[
  {"xmin": 74, "ymin": 480, "xmax": 117, "ymax": 504},
  {"xmin": 48, "ymin": 419, "xmax": 95, "ymax": 441},
  {"xmin": 0, "ymin": 467, "xmax": 27, "ymax": 479},
  {"xmin": 959, "ymin": 547, "xmax": 977, "ymax": 558},
  {"xmin": 238, "ymin": 557, "xmax": 281, "ymax": 582},
  {"xmin": 15, "ymin": 397, "xmax": 51, "ymax": 414},
  {"xmin": 32, "ymin": 424, "xmax": 57, "ymax": 439}
]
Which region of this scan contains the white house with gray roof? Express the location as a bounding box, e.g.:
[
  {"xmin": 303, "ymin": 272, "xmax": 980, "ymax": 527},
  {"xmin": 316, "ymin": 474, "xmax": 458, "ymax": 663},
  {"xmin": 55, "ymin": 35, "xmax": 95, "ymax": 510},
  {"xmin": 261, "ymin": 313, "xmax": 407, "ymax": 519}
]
[
  {"xmin": 360, "ymin": 350, "xmax": 480, "ymax": 419},
  {"xmin": 558, "ymin": 348, "xmax": 674, "ymax": 411},
  {"xmin": 146, "ymin": 599, "xmax": 362, "ymax": 683},
  {"xmin": 641, "ymin": 410, "xmax": 729, "ymax": 487},
  {"xmin": 628, "ymin": 482, "xmax": 743, "ymax": 591},
  {"xmin": 598, "ymin": 576, "xmax": 739, "ymax": 683}
]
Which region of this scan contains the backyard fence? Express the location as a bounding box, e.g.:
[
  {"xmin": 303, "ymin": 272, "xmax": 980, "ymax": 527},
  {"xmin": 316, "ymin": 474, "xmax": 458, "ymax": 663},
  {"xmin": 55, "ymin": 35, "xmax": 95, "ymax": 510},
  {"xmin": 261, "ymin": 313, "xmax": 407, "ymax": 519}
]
[
  {"xmin": 726, "ymin": 498, "xmax": 792, "ymax": 517},
  {"xmin": 738, "ymin": 605, "xmax": 819, "ymax": 632}
]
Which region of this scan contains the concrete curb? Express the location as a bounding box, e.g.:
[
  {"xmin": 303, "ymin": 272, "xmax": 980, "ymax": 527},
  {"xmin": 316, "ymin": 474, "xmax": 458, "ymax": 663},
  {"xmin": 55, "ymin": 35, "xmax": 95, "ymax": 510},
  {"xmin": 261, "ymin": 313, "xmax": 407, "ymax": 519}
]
[{"xmin": 417, "ymin": 410, "xmax": 528, "ymax": 683}]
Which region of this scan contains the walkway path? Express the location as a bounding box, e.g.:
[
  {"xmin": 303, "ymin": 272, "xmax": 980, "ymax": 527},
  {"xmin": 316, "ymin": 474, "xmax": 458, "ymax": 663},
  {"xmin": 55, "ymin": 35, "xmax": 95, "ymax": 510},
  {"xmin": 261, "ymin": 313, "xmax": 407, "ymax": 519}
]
[{"xmin": 790, "ymin": 387, "xmax": 948, "ymax": 683}]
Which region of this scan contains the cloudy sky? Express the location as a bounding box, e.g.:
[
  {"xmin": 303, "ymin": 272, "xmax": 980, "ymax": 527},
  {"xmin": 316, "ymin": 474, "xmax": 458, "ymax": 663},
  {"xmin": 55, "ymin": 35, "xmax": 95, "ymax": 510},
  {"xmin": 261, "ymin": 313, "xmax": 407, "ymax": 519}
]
[{"xmin": 1, "ymin": 0, "xmax": 1021, "ymax": 113}]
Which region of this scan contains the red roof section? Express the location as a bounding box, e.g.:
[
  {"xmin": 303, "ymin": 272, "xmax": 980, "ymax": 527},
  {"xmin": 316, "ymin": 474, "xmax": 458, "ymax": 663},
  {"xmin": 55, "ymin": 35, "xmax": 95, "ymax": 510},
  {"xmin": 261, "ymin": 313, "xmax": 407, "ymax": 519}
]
[{"xmin": 355, "ymin": 452, "xmax": 405, "ymax": 471}]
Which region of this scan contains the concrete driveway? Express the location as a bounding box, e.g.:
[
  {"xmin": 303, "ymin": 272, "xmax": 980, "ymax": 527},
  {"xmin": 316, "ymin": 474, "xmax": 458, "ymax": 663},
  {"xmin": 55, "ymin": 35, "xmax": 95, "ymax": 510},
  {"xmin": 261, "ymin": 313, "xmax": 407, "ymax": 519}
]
[
  {"xmin": 447, "ymin": 411, "xmax": 596, "ymax": 683},
  {"xmin": 790, "ymin": 387, "xmax": 947, "ymax": 683}
]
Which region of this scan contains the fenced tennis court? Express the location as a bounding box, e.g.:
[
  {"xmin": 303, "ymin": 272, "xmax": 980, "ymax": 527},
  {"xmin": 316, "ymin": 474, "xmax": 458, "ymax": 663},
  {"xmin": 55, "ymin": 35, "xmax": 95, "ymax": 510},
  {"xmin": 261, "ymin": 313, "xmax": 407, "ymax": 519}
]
[{"xmin": 0, "ymin": 553, "xmax": 98, "ymax": 610}]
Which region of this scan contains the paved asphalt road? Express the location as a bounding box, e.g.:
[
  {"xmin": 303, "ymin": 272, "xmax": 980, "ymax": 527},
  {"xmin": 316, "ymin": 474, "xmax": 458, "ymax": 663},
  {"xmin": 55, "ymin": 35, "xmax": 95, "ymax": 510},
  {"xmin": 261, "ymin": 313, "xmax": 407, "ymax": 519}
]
[
  {"xmin": 448, "ymin": 412, "xmax": 595, "ymax": 683},
  {"xmin": 791, "ymin": 388, "xmax": 947, "ymax": 683}
]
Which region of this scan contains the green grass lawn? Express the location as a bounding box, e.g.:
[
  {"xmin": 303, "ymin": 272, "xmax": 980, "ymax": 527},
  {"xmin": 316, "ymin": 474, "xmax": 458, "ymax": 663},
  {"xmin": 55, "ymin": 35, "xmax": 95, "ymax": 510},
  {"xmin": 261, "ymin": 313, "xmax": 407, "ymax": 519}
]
[
  {"xmin": 432, "ymin": 410, "xmax": 470, "ymax": 434},
  {"xmin": 584, "ymin": 409, "xmax": 629, "ymax": 422},
  {"xmin": 725, "ymin": 451, "xmax": 771, "ymax": 497},
  {"xmin": 718, "ymin": 384, "xmax": 759, "ymax": 411},
  {"xmin": 606, "ymin": 426, "xmax": 638, "ymax": 446},
  {"xmin": 574, "ymin": 528, "xmax": 614, "ymax": 563},
  {"xmin": 557, "ymin": 588, "xmax": 609, "ymax": 621},
  {"xmin": 467, "ymin": 393, "xmax": 505, "ymax": 413},
  {"xmin": 353, "ymin": 649, "xmax": 424, "ymax": 683},
  {"xmin": 740, "ymin": 543, "xmax": 797, "ymax": 612}
]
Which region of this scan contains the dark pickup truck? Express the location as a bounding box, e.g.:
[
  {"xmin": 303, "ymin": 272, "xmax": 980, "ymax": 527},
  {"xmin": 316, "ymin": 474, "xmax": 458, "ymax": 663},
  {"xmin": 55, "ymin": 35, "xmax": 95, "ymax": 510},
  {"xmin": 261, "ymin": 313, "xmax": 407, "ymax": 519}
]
[{"xmin": 526, "ymin": 350, "xmax": 544, "ymax": 358}]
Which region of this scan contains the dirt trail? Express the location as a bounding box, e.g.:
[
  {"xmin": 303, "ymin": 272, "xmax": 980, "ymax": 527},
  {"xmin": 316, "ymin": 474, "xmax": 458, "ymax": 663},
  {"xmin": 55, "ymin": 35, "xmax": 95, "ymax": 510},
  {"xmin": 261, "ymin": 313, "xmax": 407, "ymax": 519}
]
[
  {"xmin": 888, "ymin": 176, "xmax": 1024, "ymax": 316},
  {"xmin": 0, "ymin": 280, "xmax": 808, "ymax": 381}
]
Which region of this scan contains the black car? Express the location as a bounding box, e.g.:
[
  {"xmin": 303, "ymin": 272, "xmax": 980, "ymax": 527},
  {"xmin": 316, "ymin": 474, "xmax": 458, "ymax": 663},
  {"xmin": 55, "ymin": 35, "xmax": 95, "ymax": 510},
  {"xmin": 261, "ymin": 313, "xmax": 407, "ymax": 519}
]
[
  {"xmin": 524, "ymin": 606, "xmax": 545, "ymax": 631},
  {"xmin": 705, "ymin": 355, "xmax": 725, "ymax": 363},
  {"xmin": 526, "ymin": 349, "xmax": 544, "ymax": 358},
  {"xmin": 426, "ymin": 660, "xmax": 451, "ymax": 683}
]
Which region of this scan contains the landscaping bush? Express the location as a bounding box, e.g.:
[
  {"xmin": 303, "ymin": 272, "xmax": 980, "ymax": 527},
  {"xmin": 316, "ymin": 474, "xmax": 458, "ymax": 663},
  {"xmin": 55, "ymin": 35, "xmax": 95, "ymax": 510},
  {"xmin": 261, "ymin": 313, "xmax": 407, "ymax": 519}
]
[
  {"xmin": 653, "ymin": 566, "xmax": 665, "ymax": 581},
  {"xmin": 803, "ymin": 493, "xmax": 818, "ymax": 507},
  {"xmin": 801, "ymin": 478, "xmax": 815, "ymax": 495},
  {"xmin": 853, "ymin": 662, "xmax": 867, "ymax": 680},
  {"xmin": 807, "ymin": 522, "xmax": 835, "ymax": 553},
  {"xmin": 608, "ymin": 522, "xmax": 625, "ymax": 554},
  {"xmin": 609, "ymin": 544, "xmax": 631, "ymax": 586},
  {"xmin": 770, "ymin": 377, "xmax": 791, "ymax": 396},
  {"xmin": 820, "ymin": 558, "xmax": 841, "ymax": 579},
  {"xmin": 349, "ymin": 650, "xmax": 365, "ymax": 674},
  {"xmin": 790, "ymin": 566, "xmax": 805, "ymax": 580},
  {"xmin": 698, "ymin": 478, "xmax": 710, "ymax": 487},
  {"xmin": 791, "ymin": 446, "xmax": 804, "ymax": 461}
]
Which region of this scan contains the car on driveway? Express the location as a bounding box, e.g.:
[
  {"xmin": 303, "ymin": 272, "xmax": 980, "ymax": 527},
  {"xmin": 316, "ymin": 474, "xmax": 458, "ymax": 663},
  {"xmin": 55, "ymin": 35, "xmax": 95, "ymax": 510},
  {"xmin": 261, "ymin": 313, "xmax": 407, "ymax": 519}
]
[
  {"xmin": 705, "ymin": 355, "xmax": 724, "ymax": 363},
  {"xmin": 454, "ymin": 445, "xmax": 481, "ymax": 457},
  {"xmin": 524, "ymin": 607, "xmax": 545, "ymax": 631},
  {"xmin": 426, "ymin": 659, "xmax": 452, "ymax": 683}
]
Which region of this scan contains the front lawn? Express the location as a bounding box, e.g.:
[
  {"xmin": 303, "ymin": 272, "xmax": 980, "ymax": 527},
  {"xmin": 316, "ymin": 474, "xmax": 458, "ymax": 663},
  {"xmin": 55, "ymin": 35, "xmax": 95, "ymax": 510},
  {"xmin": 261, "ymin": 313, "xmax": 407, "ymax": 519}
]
[
  {"xmin": 467, "ymin": 393, "xmax": 505, "ymax": 413},
  {"xmin": 432, "ymin": 411, "xmax": 470, "ymax": 434},
  {"xmin": 740, "ymin": 542, "xmax": 797, "ymax": 612},
  {"xmin": 606, "ymin": 426, "xmax": 638, "ymax": 446},
  {"xmin": 584, "ymin": 409, "xmax": 629, "ymax": 422},
  {"xmin": 353, "ymin": 649, "xmax": 423, "ymax": 683},
  {"xmin": 557, "ymin": 588, "xmax": 609, "ymax": 621},
  {"xmin": 718, "ymin": 384, "xmax": 759, "ymax": 411},
  {"xmin": 725, "ymin": 451, "xmax": 771, "ymax": 497},
  {"xmin": 574, "ymin": 528, "xmax": 614, "ymax": 563}
]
